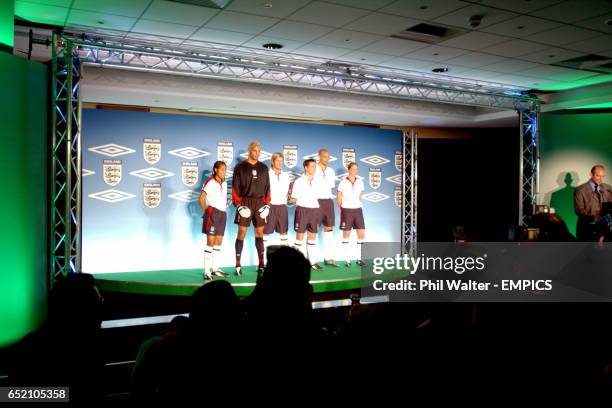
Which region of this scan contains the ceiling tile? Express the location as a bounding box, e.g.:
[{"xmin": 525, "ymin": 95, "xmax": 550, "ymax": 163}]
[
  {"xmin": 380, "ymin": 0, "xmax": 468, "ymax": 21},
  {"xmin": 313, "ymin": 29, "xmax": 384, "ymax": 49},
  {"xmin": 438, "ymin": 31, "xmax": 508, "ymax": 50},
  {"xmin": 531, "ymin": 0, "xmax": 612, "ymax": 23},
  {"xmin": 131, "ymin": 19, "xmax": 198, "ymax": 38},
  {"xmin": 481, "ymin": 59, "xmax": 542, "ymax": 74},
  {"xmin": 241, "ymin": 36, "xmax": 305, "ymax": 52},
  {"xmin": 478, "ymin": 0, "xmax": 564, "ymax": 14},
  {"xmin": 288, "ymin": 1, "xmax": 371, "ymax": 27},
  {"xmin": 525, "ymin": 25, "xmax": 602, "ymax": 46},
  {"xmin": 518, "ymin": 47, "xmax": 586, "ymax": 64},
  {"xmin": 432, "ymin": 4, "xmax": 518, "ymax": 30},
  {"xmin": 443, "ymin": 51, "xmax": 508, "ymax": 68},
  {"xmin": 404, "ymin": 44, "xmax": 469, "ymax": 61},
  {"xmin": 360, "ymin": 37, "xmax": 428, "ymax": 56},
  {"xmin": 142, "ymin": 1, "xmax": 218, "ymax": 27},
  {"xmin": 182, "ymin": 39, "xmax": 237, "ymax": 50},
  {"xmin": 205, "ymin": 11, "xmax": 279, "ymax": 34},
  {"xmin": 380, "ymin": 56, "xmax": 432, "ymax": 70},
  {"xmin": 226, "ymin": 0, "xmax": 310, "ymax": 18},
  {"xmin": 480, "ymin": 39, "xmax": 549, "ymax": 57},
  {"xmin": 262, "ymin": 21, "xmax": 334, "ymax": 42},
  {"xmin": 493, "ymin": 74, "xmax": 557, "ymax": 87},
  {"xmin": 67, "ymin": 9, "xmax": 135, "ymax": 31},
  {"xmin": 565, "ymin": 35, "xmax": 612, "ymax": 54},
  {"xmin": 72, "ymin": 0, "xmax": 150, "ymax": 18},
  {"xmin": 512, "ymin": 78, "xmax": 561, "ymax": 88},
  {"xmin": 456, "ymin": 69, "xmax": 504, "ymax": 80},
  {"xmin": 293, "ymin": 43, "xmax": 353, "ymax": 59},
  {"xmin": 327, "ymin": 0, "xmax": 396, "ymax": 10},
  {"xmin": 188, "ymin": 28, "xmax": 253, "ymax": 45},
  {"xmin": 343, "ymin": 13, "xmax": 420, "ymax": 36},
  {"xmin": 337, "ymin": 50, "xmax": 395, "ymax": 65},
  {"xmin": 574, "ymin": 13, "xmax": 612, "ymax": 35},
  {"xmin": 126, "ymin": 32, "xmax": 185, "ymax": 44},
  {"xmin": 15, "ymin": 1, "xmax": 69, "ymax": 26},
  {"xmin": 481, "ymin": 16, "xmax": 562, "ymax": 38},
  {"xmin": 517, "ymin": 65, "xmax": 597, "ymax": 81}
]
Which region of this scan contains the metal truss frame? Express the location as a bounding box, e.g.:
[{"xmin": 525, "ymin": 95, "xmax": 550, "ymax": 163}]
[
  {"xmin": 402, "ymin": 129, "xmax": 418, "ymax": 253},
  {"xmin": 50, "ymin": 32, "xmax": 540, "ymax": 277},
  {"xmin": 518, "ymin": 107, "xmax": 540, "ymax": 226},
  {"xmin": 72, "ymin": 39, "xmax": 539, "ymax": 111},
  {"xmin": 50, "ymin": 33, "xmax": 82, "ymax": 282}
]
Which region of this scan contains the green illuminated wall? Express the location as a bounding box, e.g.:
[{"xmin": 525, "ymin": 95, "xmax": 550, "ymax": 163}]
[
  {"xmin": 0, "ymin": 51, "xmax": 48, "ymax": 348},
  {"xmin": 540, "ymin": 112, "xmax": 612, "ymax": 236},
  {"xmin": 0, "ymin": 0, "xmax": 14, "ymax": 48}
]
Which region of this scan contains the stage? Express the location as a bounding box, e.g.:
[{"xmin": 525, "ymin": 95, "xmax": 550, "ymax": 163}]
[{"xmin": 94, "ymin": 263, "xmax": 370, "ymax": 298}]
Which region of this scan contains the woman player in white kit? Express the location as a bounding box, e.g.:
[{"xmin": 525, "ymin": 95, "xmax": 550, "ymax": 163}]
[
  {"xmin": 198, "ymin": 161, "xmax": 230, "ymax": 281},
  {"xmin": 337, "ymin": 162, "xmax": 366, "ymax": 267}
]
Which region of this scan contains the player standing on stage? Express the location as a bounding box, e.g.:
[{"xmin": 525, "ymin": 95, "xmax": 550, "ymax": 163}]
[
  {"xmin": 337, "ymin": 162, "xmax": 366, "ymax": 267},
  {"xmin": 198, "ymin": 161, "xmax": 230, "ymax": 281},
  {"xmin": 315, "ymin": 149, "xmax": 339, "ymax": 267},
  {"xmin": 263, "ymin": 152, "xmax": 291, "ymax": 259},
  {"xmin": 291, "ymin": 159, "xmax": 323, "ymax": 270},
  {"xmin": 232, "ymin": 141, "xmax": 271, "ymax": 275}
]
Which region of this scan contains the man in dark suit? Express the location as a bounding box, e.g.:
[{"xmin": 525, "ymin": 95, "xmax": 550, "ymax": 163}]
[{"xmin": 574, "ymin": 164, "xmax": 612, "ymax": 241}]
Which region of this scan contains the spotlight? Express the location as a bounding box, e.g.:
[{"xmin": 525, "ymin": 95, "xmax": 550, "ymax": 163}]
[
  {"xmin": 262, "ymin": 43, "xmax": 283, "ymax": 50},
  {"xmin": 469, "ymin": 14, "xmax": 483, "ymax": 29}
]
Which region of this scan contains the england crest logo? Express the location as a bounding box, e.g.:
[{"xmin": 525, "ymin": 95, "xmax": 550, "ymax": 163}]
[
  {"xmin": 368, "ymin": 168, "xmax": 382, "ymax": 189},
  {"xmin": 143, "ymin": 138, "xmax": 161, "ymax": 164},
  {"xmin": 342, "ymin": 148, "xmax": 356, "ymax": 169},
  {"xmin": 395, "ymin": 151, "xmax": 402, "ymax": 172},
  {"xmin": 181, "ymin": 162, "xmax": 198, "ymax": 187},
  {"xmin": 103, "ymin": 160, "xmax": 122, "ymax": 186},
  {"xmin": 283, "ymin": 145, "xmax": 298, "ymax": 169},
  {"xmin": 143, "ymin": 183, "xmax": 161, "ymax": 209},
  {"xmin": 217, "ymin": 141, "xmax": 234, "ymax": 167},
  {"xmin": 394, "ymin": 186, "xmax": 402, "ymax": 208}
]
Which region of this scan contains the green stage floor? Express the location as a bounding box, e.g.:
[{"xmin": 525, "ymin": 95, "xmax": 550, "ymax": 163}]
[{"xmin": 93, "ymin": 264, "xmax": 368, "ymax": 297}]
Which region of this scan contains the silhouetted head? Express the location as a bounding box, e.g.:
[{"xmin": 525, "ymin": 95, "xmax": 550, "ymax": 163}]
[
  {"xmin": 532, "ymin": 213, "xmax": 575, "ymax": 242},
  {"xmin": 258, "ymin": 246, "xmax": 312, "ymax": 314},
  {"xmin": 190, "ymin": 280, "xmax": 238, "ymax": 328},
  {"xmin": 48, "ymin": 273, "xmax": 103, "ymax": 333},
  {"xmin": 564, "ymin": 173, "xmax": 573, "ymax": 187}
]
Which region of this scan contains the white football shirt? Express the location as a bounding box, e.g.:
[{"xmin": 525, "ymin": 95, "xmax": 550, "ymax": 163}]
[
  {"xmin": 291, "ymin": 175, "xmax": 320, "ymax": 208},
  {"xmin": 201, "ymin": 177, "xmax": 228, "ymax": 211},
  {"xmin": 337, "ymin": 177, "xmax": 364, "ymax": 209}
]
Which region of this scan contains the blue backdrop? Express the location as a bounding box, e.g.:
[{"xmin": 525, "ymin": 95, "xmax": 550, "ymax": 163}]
[{"xmin": 82, "ymin": 109, "xmax": 402, "ymax": 273}]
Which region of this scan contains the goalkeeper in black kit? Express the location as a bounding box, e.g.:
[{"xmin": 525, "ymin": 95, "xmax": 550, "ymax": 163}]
[{"xmin": 232, "ymin": 141, "xmax": 271, "ymax": 275}]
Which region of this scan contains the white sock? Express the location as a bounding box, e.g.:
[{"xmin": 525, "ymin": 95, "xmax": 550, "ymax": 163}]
[
  {"xmin": 323, "ymin": 230, "xmax": 334, "ymax": 260},
  {"xmin": 307, "ymin": 239, "xmax": 319, "ymax": 265},
  {"xmin": 280, "ymin": 234, "xmax": 289, "ymax": 246},
  {"xmin": 212, "ymin": 245, "xmax": 221, "ymax": 271},
  {"xmin": 204, "ymin": 245, "xmax": 212, "ymax": 274},
  {"xmin": 263, "ymin": 235, "xmax": 269, "ymax": 264},
  {"xmin": 357, "ymin": 239, "xmax": 364, "ymax": 261},
  {"xmin": 342, "ymin": 240, "xmax": 350, "ymax": 263},
  {"xmin": 294, "ymin": 239, "xmax": 305, "ymax": 257}
]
